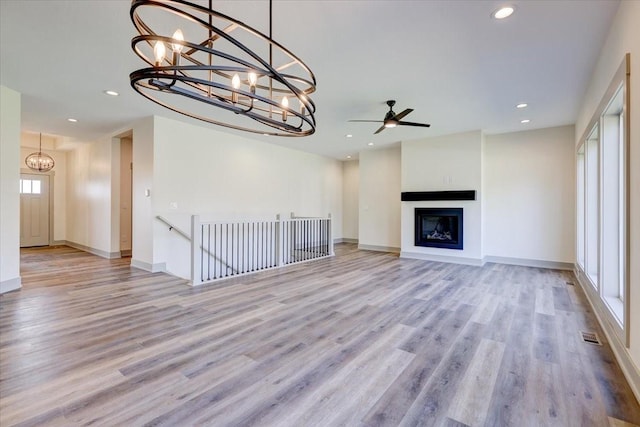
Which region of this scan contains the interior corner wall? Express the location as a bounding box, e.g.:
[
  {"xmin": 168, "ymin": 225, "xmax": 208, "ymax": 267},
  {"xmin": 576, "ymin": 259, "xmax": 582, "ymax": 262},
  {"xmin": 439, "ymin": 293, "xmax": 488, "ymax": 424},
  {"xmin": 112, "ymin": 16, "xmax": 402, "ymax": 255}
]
[
  {"xmin": 151, "ymin": 116, "xmax": 343, "ymax": 280},
  {"xmin": 574, "ymin": 0, "xmax": 640, "ymax": 397},
  {"xmin": 483, "ymin": 125, "xmax": 575, "ymax": 264},
  {"xmin": 358, "ymin": 146, "xmax": 401, "ymax": 252},
  {"xmin": 0, "ymin": 85, "xmax": 21, "ymax": 293},
  {"xmin": 341, "ymin": 160, "xmax": 359, "ymax": 241},
  {"xmin": 65, "ymin": 136, "xmax": 115, "ymax": 258},
  {"xmin": 400, "ymin": 131, "xmax": 483, "ymax": 263}
]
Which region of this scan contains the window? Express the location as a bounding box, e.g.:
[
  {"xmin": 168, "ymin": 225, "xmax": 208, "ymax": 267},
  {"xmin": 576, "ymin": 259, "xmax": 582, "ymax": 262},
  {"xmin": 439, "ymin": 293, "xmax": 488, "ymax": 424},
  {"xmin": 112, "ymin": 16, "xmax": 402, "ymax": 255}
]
[
  {"xmin": 20, "ymin": 179, "xmax": 41, "ymax": 194},
  {"xmin": 585, "ymin": 124, "xmax": 599, "ymax": 288},
  {"xmin": 576, "ymin": 148, "xmax": 585, "ymax": 269},
  {"xmin": 600, "ymin": 85, "xmax": 625, "ymax": 322},
  {"xmin": 575, "ymin": 54, "xmax": 629, "ymax": 340}
]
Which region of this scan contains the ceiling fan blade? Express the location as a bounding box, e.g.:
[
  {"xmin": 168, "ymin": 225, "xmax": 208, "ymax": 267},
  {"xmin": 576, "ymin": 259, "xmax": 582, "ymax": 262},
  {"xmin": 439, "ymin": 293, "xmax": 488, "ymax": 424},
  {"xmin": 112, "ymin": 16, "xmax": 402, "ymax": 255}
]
[
  {"xmin": 348, "ymin": 119, "xmax": 383, "ymax": 123},
  {"xmin": 397, "ymin": 120, "xmax": 431, "ymax": 128},
  {"xmin": 374, "ymin": 124, "xmax": 387, "ymax": 134},
  {"xmin": 392, "ymin": 108, "xmax": 413, "ymax": 121}
]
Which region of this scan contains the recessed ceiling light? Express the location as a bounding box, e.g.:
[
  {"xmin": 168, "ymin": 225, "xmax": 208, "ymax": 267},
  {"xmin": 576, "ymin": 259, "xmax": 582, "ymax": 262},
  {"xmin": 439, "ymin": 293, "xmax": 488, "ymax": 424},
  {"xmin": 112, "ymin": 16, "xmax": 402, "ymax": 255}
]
[
  {"xmin": 346, "ymin": 134, "xmax": 353, "ymax": 138},
  {"xmin": 104, "ymin": 90, "xmax": 119, "ymax": 96},
  {"xmin": 521, "ymin": 119, "xmax": 531, "ymax": 124},
  {"xmin": 67, "ymin": 118, "xmax": 77, "ymax": 122},
  {"xmin": 492, "ymin": 6, "xmax": 514, "ymax": 19},
  {"xmin": 516, "ymin": 103, "xmax": 528, "ymax": 109},
  {"xmin": 347, "ymin": 155, "xmax": 352, "ymax": 159},
  {"xmin": 367, "ymin": 142, "xmax": 374, "ymax": 146}
]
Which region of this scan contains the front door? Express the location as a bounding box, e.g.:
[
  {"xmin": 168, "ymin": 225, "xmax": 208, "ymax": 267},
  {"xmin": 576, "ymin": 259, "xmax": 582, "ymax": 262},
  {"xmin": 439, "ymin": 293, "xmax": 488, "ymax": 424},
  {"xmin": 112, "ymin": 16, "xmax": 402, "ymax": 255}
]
[{"xmin": 20, "ymin": 173, "xmax": 50, "ymax": 247}]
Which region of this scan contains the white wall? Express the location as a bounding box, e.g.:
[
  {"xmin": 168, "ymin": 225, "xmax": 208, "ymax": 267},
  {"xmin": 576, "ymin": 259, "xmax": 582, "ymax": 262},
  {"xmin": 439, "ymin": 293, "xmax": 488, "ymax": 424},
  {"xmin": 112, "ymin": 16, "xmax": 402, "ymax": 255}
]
[
  {"xmin": 65, "ymin": 136, "xmax": 116, "ymax": 257},
  {"xmin": 401, "ymin": 131, "xmax": 483, "ymax": 263},
  {"xmin": 131, "ymin": 117, "xmax": 155, "ymax": 270},
  {"xmin": 358, "ymin": 146, "xmax": 401, "ymax": 251},
  {"xmin": 0, "ymin": 86, "xmax": 21, "ymax": 293},
  {"xmin": 151, "ymin": 116, "xmax": 343, "ymax": 279},
  {"xmin": 20, "ymin": 141, "xmax": 66, "ymax": 242},
  {"xmin": 575, "ymin": 0, "xmax": 640, "ymax": 396},
  {"xmin": 483, "ymin": 125, "xmax": 575, "ymax": 264},
  {"xmin": 341, "ymin": 160, "xmax": 359, "ymax": 241}
]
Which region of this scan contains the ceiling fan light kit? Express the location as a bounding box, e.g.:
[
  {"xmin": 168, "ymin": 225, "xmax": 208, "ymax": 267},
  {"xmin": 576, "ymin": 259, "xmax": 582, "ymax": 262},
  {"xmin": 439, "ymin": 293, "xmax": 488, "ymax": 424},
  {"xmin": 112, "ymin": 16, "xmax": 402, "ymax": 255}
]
[
  {"xmin": 129, "ymin": 0, "xmax": 316, "ymax": 137},
  {"xmin": 349, "ymin": 100, "xmax": 431, "ymax": 134}
]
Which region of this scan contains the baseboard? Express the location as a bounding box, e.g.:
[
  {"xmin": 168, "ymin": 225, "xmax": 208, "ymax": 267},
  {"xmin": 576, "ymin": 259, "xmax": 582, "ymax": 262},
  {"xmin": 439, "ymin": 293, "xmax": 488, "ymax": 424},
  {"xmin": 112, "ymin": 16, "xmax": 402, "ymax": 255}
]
[
  {"xmin": 359, "ymin": 244, "xmax": 400, "ymax": 254},
  {"xmin": 334, "ymin": 238, "xmax": 358, "ymax": 244},
  {"xmin": 0, "ymin": 277, "xmax": 21, "ymax": 294},
  {"xmin": 120, "ymin": 249, "xmax": 132, "ymax": 257},
  {"xmin": 64, "ymin": 241, "xmax": 121, "ymax": 259},
  {"xmin": 400, "ymin": 251, "xmax": 483, "ymax": 266},
  {"xmin": 574, "ymin": 267, "xmax": 640, "ymax": 404},
  {"xmin": 130, "ymin": 259, "xmax": 166, "ymax": 273},
  {"xmin": 483, "ymin": 255, "xmax": 573, "ymax": 270}
]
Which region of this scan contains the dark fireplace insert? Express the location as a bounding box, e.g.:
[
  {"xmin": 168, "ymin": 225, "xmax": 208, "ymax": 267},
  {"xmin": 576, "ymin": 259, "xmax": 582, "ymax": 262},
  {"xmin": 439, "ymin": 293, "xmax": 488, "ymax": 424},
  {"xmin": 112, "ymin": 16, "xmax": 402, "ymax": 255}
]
[{"xmin": 414, "ymin": 208, "xmax": 463, "ymax": 250}]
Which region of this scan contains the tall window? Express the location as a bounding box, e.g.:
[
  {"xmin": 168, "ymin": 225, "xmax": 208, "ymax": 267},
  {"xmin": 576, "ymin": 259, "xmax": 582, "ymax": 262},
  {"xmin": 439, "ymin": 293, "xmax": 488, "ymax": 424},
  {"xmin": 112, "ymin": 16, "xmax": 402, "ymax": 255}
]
[
  {"xmin": 585, "ymin": 124, "xmax": 599, "ymax": 289},
  {"xmin": 575, "ymin": 54, "xmax": 629, "ymax": 338},
  {"xmin": 600, "ymin": 85, "xmax": 625, "ymax": 318},
  {"xmin": 576, "ymin": 149, "xmax": 585, "ymax": 269}
]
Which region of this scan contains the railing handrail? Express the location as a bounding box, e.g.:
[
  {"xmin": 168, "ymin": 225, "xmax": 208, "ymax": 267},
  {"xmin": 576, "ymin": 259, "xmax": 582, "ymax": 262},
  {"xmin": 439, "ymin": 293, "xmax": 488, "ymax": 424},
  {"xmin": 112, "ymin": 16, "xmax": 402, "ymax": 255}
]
[
  {"xmin": 156, "ymin": 215, "xmax": 191, "ymax": 241},
  {"xmin": 191, "ymin": 213, "xmax": 333, "ymax": 286},
  {"xmin": 157, "ymin": 215, "xmax": 237, "ymax": 275},
  {"xmin": 199, "ymin": 217, "xmax": 331, "ymax": 226}
]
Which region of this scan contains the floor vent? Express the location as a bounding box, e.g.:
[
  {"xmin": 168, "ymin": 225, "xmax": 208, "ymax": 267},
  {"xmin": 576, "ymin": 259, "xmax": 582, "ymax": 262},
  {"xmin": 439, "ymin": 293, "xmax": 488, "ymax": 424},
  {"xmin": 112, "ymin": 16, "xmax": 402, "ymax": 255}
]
[
  {"xmin": 566, "ymin": 281, "xmax": 575, "ymax": 286},
  {"xmin": 581, "ymin": 331, "xmax": 602, "ymax": 345}
]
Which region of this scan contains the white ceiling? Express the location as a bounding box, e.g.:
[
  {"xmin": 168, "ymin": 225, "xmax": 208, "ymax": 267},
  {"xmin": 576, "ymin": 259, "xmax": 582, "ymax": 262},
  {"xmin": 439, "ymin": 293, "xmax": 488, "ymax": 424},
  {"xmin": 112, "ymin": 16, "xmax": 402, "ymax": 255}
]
[{"xmin": 0, "ymin": 0, "xmax": 619, "ymax": 160}]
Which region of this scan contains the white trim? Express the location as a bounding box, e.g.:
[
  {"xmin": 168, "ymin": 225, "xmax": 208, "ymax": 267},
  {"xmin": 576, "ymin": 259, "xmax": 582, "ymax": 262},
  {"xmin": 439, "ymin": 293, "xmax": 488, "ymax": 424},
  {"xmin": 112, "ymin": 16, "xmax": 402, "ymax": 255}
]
[
  {"xmin": 0, "ymin": 277, "xmax": 21, "ymax": 294},
  {"xmin": 334, "ymin": 238, "xmax": 358, "ymax": 244},
  {"xmin": 574, "ymin": 266, "xmax": 640, "ymax": 403},
  {"xmin": 130, "ymin": 258, "xmax": 166, "ymax": 273},
  {"xmin": 483, "ymin": 255, "xmax": 573, "ymax": 270},
  {"xmin": 359, "ymin": 244, "xmax": 400, "ymax": 253},
  {"xmin": 64, "ymin": 241, "xmax": 121, "ymax": 259},
  {"xmin": 400, "ymin": 251, "xmax": 482, "ymax": 266}
]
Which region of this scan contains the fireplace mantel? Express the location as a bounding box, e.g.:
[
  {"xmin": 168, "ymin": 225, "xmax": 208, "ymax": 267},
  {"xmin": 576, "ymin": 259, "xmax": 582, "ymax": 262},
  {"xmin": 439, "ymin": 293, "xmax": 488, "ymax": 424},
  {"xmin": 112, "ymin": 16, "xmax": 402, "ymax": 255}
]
[{"xmin": 401, "ymin": 190, "xmax": 476, "ymax": 202}]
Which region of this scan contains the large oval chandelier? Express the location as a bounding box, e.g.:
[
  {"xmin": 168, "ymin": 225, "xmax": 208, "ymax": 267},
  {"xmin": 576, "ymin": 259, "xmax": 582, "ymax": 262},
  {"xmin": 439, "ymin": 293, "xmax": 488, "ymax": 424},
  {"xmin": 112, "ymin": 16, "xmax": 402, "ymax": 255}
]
[
  {"xmin": 25, "ymin": 133, "xmax": 55, "ymax": 172},
  {"xmin": 130, "ymin": 0, "xmax": 316, "ymax": 137}
]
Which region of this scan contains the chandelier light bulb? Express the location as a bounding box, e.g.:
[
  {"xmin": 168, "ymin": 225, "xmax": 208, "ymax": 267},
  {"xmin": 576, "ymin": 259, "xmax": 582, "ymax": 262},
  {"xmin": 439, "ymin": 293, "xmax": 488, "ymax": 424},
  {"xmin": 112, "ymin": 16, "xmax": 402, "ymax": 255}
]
[
  {"xmin": 282, "ymin": 96, "xmax": 289, "ymax": 121},
  {"xmin": 171, "ymin": 29, "xmax": 184, "ymax": 53},
  {"xmin": 248, "ymin": 72, "xmax": 257, "ymax": 87},
  {"xmin": 232, "ymin": 74, "xmax": 241, "ymax": 89},
  {"xmin": 231, "ymin": 74, "xmax": 240, "ymax": 103},
  {"xmin": 154, "ymin": 41, "xmax": 166, "ymax": 66}
]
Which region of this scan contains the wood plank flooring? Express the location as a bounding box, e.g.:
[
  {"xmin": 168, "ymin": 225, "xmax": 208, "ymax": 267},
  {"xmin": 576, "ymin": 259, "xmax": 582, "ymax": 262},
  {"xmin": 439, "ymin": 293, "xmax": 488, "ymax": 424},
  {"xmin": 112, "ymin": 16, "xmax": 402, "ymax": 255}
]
[{"xmin": 1, "ymin": 244, "xmax": 639, "ymax": 426}]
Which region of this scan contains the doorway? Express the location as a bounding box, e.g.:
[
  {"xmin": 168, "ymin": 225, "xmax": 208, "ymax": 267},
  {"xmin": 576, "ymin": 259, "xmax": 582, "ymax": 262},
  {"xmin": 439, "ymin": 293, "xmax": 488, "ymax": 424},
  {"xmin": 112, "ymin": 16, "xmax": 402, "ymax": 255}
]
[
  {"xmin": 120, "ymin": 136, "xmax": 133, "ymax": 257},
  {"xmin": 20, "ymin": 173, "xmax": 50, "ymax": 247}
]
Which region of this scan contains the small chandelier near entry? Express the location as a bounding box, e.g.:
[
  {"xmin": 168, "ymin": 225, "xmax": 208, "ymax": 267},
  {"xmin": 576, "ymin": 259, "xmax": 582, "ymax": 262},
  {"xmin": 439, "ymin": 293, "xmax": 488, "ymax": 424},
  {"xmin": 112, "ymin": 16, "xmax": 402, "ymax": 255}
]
[
  {"xmin": 129, "ymin": 0, "xmax": 317, "ymax": 137},
  {"xmin": 25, "ymin": 133, "xmax": 55, "ymax": 172}
]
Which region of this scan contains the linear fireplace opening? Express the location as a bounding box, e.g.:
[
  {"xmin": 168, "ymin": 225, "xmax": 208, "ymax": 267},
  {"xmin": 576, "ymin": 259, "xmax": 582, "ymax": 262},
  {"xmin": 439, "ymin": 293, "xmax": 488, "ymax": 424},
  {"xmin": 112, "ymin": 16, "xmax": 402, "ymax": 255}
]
[{"xmin": 414, "ymin": 208, "xmax": 463, "ymax": 250}]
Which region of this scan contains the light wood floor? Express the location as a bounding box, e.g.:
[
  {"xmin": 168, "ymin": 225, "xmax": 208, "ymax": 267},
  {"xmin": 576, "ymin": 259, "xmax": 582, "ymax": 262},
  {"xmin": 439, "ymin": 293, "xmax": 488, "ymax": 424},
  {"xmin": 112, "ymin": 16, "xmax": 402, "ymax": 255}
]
[{"xmin": 1, "ymin": 244, "xmax": 639, "ymax": 426}]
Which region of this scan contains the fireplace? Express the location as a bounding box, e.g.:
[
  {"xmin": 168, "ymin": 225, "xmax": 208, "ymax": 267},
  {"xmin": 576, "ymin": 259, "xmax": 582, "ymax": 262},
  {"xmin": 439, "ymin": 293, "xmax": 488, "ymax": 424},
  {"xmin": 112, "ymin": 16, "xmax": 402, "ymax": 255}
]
[{"xmin": 414, "ymin": 208, "xmax": 463, "ymax": 250}]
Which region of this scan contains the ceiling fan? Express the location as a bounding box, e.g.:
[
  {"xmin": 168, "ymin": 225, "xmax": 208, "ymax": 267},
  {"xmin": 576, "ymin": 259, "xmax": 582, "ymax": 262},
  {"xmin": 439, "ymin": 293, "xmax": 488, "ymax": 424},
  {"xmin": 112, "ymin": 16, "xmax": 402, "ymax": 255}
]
[{"xmin": 349, "ymin": 100, "xmax": 431, "ymax": 134}]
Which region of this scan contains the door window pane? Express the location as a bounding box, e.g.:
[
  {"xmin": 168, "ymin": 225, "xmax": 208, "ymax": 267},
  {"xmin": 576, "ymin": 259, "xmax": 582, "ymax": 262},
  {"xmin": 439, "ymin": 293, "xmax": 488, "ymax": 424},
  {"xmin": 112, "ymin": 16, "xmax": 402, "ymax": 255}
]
[{"xmin": 31, "ymin": 179, "xmax": 41, "ymax": 194}]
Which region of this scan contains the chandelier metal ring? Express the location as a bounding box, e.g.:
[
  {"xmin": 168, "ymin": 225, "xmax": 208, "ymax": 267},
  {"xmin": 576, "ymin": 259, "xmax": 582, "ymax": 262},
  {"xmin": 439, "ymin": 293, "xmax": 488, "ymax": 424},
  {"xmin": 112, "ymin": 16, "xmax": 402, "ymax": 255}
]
[{"xmin": 130, "ymin": 0, "xmax": 317, "ymax": 136}]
